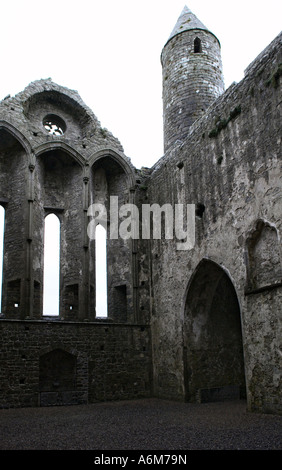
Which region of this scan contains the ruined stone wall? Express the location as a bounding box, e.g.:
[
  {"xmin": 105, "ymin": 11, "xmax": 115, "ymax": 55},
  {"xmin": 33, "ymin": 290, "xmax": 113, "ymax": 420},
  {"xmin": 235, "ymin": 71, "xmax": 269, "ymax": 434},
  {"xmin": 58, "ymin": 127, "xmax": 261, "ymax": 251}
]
[
  {"xmin": 0, "ymin": 80, "xmax": 152, "ymax": 409},
  {"xmin": 0, "ymin": 79, "xmax": 139, "ymax": 323},
  {"xmin": 148, "ymin": 33, "xmax": 282, "ymax": 413},
  {"xmin": 0, "ymin": 139, "xmax": 28, "ymax": 319},
  {"xmin": 0, "ymin": 320, "xmax": 151, "ymax": 408},
  {"xmin": 0, "ymin": 32, "xmax": 281, "ymax": 414}
]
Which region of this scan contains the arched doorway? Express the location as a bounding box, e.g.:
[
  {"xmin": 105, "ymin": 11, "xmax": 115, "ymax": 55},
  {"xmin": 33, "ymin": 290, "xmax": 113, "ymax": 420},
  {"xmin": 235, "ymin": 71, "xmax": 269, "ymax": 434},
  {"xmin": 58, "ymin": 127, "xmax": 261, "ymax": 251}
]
[
  {"xmin": 183, "ymin": 259, "xmax": 246, "ymax": 403},
  {"xmin": 39, "ymin": 348, "xmax": 77, "ymax": 406}
]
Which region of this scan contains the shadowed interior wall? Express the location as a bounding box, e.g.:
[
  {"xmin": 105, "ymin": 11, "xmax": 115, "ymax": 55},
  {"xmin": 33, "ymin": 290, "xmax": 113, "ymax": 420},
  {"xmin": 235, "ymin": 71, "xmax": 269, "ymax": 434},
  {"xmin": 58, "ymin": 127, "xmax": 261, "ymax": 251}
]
[
  {"xmin": 33, "ymin": 150, "xmax": 84, "ymax": 319},
  {"xmin": 184, "ymin": 260, "xmax": 246, "ymax": 403},
  {"xmin": 90, "ymin": 157, "xmax": 134, "ymax": 322},
  {"xmin": 0, "ymin": 130, "xmax": 27, "ymax": 319}
]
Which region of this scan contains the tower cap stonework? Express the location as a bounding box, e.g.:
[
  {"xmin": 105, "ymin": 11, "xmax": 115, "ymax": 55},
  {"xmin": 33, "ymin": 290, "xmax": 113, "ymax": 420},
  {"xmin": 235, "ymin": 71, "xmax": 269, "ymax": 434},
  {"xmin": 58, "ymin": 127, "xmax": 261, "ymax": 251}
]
[{"xmin": 166, "ymin": 5, "xmax": 219, "ymax": 46}]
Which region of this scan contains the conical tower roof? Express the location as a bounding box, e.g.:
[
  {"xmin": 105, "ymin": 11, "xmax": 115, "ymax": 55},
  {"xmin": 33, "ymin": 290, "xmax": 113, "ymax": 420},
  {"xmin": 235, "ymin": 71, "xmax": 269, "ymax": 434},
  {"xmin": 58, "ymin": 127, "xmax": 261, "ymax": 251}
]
[{"xmin": 166, "ymin": 5, "xmax": 218, "ymax": 45}]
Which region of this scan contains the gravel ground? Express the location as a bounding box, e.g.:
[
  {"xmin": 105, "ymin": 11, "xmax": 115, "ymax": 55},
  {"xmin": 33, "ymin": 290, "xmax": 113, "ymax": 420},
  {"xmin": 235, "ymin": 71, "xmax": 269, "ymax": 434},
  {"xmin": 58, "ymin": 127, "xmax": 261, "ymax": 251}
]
[{"xmin": 0, "ymin": 398, "xmax": 281, "ymax": 451}]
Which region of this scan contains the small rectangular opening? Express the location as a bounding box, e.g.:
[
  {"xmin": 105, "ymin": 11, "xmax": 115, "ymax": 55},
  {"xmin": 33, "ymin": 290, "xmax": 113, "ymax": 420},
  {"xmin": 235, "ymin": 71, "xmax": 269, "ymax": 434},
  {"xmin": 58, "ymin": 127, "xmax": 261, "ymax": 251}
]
[{"xmin": 113, "ymin": 284, "xmax": 127, "ymax": 321}]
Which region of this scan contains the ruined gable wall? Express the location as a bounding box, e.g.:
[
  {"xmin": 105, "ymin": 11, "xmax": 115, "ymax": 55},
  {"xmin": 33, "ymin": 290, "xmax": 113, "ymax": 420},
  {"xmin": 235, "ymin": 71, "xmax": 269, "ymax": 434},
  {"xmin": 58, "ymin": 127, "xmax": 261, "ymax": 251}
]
[
  {"xmin": 0, "ymin": 79, "xmax": 125, "ymax": 156},
  {"xmin": 0, "ymin": 79, "xmax": 152, "ymax": 408},
  {"xmin": 147, "ymin": 33, "xmax": 282, "ymax": 413}
]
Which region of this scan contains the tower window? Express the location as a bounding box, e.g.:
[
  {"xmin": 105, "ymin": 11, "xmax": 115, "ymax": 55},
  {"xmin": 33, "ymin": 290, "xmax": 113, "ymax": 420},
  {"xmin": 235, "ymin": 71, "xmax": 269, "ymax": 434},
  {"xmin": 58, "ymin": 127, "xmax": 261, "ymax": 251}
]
[
  {"xmin": 194, "ymin": 37, "xmax": 202, "ymax": 53},
  {"xmin": 196, "ymin": 203, "xmax": 205, "ymax": 218}
]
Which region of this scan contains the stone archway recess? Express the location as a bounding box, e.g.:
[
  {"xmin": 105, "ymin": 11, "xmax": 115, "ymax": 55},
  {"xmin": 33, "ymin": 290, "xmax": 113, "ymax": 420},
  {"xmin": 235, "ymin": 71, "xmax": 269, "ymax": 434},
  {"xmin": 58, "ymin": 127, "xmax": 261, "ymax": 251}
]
[
  {"xmin": 39, "ymin": 348, "xmax": 77, "ymax": 406},
  {"xmin": 183, "ymin": 259, "xmax": 246, "ymax": 403}
]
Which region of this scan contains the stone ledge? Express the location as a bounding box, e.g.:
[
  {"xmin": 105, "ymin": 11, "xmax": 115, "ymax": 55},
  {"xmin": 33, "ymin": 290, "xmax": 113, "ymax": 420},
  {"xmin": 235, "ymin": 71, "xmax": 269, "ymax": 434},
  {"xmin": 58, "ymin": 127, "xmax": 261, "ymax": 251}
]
[{"xmin": 245, "ymin": 281, "xmax": 282, "ymax": 296}]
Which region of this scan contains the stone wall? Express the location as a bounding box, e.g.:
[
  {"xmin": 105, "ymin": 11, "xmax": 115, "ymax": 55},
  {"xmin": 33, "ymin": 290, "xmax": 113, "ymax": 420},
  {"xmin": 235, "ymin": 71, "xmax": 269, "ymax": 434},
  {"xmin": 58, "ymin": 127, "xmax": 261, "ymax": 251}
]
[
  {"xmin": 0, "ymin": 79, "xmax": 140, "ymax": 323},
  {"xmin": 161, "ymin": 28, "xmax": 224, "ymax": 153},
  {"xmin": 0, "ymin": 27, "xmax": 281, "ymax": 415},
  {"xmin": 0, "ymin": 320, "xmax": 151, "ymax": 408},
  {"xmin": 147, "ymin": 32, "xmax": 282, "ymax": 413}
]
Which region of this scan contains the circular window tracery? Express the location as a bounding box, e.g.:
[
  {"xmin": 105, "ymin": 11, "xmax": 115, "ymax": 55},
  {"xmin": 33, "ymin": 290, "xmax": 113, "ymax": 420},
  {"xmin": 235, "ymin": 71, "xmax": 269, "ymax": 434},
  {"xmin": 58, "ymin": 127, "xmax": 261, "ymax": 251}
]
[{"xmin": 43, "ymin": 114, "xmax": 66, "ymax": 136}]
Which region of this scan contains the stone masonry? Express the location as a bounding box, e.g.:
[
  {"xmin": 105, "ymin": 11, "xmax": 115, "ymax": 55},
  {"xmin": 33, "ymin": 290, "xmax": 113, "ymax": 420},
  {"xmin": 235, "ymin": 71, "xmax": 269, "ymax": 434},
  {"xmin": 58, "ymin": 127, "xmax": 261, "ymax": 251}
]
[{"xmin": 0, "ymin": 6, "xmax": 281, "ymax": 414}]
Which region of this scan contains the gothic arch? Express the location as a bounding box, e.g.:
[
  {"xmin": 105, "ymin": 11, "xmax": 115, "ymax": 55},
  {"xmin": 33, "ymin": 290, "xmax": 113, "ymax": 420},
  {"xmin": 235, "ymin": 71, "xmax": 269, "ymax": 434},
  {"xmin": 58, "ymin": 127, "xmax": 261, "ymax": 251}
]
[
  {"xmin": 88, "ymin": 149, "xmax": 136, "ymax": 322},
  {"xmin": 194, "ymin": 37, "xmax": 202, "ymax": 53},
  {"xmin": 0, "ymin": 120, "xmax": 32, "ymax": 157},
  {"xmin": 31, "ymin": 147, "xmax": 85, "ymax": 320},
  {"xmin": 0, "ymin": 124, "xmax": 30, "ymax": 319},
  {"xmin": 23, "ymin": 87, "xmax": 95, "ymax": 129},
  {"xmin": 183, "ymin": 258, "xmax": 246, "ymax": 403},
  {"xmin": 89, "ymin": 148, "xmax": 136, "ymax": 188},
  {"xmin": 39, "ymin": 348, "xmax": 77, "ymax": 406},
  {"xmin": 35, "ymin": 141, "xmax": 85, "ymax": 167}
]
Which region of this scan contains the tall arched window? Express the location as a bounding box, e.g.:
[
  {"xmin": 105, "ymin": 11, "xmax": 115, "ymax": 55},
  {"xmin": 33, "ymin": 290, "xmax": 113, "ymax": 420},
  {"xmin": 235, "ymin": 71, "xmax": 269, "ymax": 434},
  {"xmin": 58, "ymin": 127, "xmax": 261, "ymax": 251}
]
[
  {"xmin": 0, "ymin": 206, "xmax": 5, "ymax": 313},
  {"xmin": 43, "ymin": 214, "xmax": 60, "ymax": 316},
  {"xmin": 95, "ymin": 224, "xmax": 108, "ymax": 317},
  {"xmin": 194, "ymin": 37, "xmax": 202, "ymax": 53}
]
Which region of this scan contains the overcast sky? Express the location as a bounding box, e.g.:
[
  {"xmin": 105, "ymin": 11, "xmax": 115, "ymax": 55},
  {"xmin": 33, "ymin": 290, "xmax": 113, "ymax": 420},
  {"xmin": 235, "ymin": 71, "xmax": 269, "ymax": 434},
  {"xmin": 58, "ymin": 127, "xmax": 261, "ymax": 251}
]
[{"xmin": 0, "ymin": 0, "xmax": 281, "ymax": 169}]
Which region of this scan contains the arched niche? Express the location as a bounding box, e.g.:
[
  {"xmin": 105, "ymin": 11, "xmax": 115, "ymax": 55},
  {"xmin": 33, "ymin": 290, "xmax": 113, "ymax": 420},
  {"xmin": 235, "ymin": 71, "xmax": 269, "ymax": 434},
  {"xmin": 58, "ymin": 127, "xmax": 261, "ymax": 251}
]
[
  {"xmin": 23, "ymin": 89, "xmax": 95, "ymax": 140},
  {"xmin": 246, "ymin": 220, "xmax": 282, "ymax": 292},
  {"xmin": 39, "ymin": 348, "xmax": 77, "ymax": 406},
  {"xmin": 89, "ymin": 152, "xmax": 135, "ymax": 322},
  {"xmin": 33, "ymin": 148, "xmax": 84, "ymax": 320},
  {"xmin": 0, "ymin": 127, "xmax": 28, "ymax": 199},
  {"xmin": 0, "ymin": 127, "xmax": 29, "ymax": 318},
  {"xmin": 35, "ymin": 148, "xmax": 83, "ymax": 208},
  {"xmin": 89, "ymin": 149, "xmax": 136, "ymax": 189},
  {"xmin": 194, "ymin": 37, "xmax": 202, "ymax": 53},
  {"xmin": 183, "ymin": 259, "xmax": 246, "ymax": 403}
]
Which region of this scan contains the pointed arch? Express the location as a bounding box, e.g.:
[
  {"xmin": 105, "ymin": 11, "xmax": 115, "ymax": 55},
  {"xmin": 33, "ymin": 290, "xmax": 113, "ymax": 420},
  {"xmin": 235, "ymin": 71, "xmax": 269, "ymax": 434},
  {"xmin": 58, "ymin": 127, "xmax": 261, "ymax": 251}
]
[
  {"xmin": 39, "ymin": 348, "xmax": 77, "ymax": 406},
  {"xmin": 0, "ymin": 125, "xmax": 29, "ymax": 319},
  {"xmin": 89, "ymin": 148, "xmax": 136, "ymax": 322},
  {"xmin": 35, "ymin": 142, "xmax": 85, "ymax": 167},
  {"xmin": 183, "ymin": 258, "xmax": 246, "ymax": 403},
  {"xmin": 194, "ymin": 37, "xmax": 202, "ymax": 53},
  {"xmin": 0, "ymin": 120, "xmax": 33, "ymax": 157},
  {"xmin": 43, "ymin": 213, "xmax": 60, "ymax": 316},
  {"xmin": 89, "ymin": 148, "xmax": 136, "ymax": 188}
]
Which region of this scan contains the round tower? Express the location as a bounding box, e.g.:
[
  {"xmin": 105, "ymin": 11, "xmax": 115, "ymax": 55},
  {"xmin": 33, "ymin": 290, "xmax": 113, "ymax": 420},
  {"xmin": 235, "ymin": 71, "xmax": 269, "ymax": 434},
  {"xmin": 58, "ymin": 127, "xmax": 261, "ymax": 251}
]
[{"xmin": 161, "ymin": 6, "xmax": 225, "ymax": 153}]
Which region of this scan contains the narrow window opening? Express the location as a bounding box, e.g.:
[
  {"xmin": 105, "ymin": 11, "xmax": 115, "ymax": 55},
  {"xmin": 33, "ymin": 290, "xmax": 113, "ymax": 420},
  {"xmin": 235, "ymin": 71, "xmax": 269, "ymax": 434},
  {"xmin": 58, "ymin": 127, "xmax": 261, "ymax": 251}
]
[
  {"xmin": 194, "ymin": 37, "xmax": 202, "ymax": 53},
  {"xmin": 196, "ymin": 203, "xmax": 205, "ymax": 218},
  {"xmin": 0, "ymin": 206, "xmax": 4, "ymax": 313},
  {"xmin": 43, "ymin": 214, "xmax": 60, "ymax": 316},
  {"xmin": 95, "ymin": 224, "xmax": 108, "ymax": 318},
  {"xmin": 113, "ymin": 284, "xmax": 127, "ymax": 321}
]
